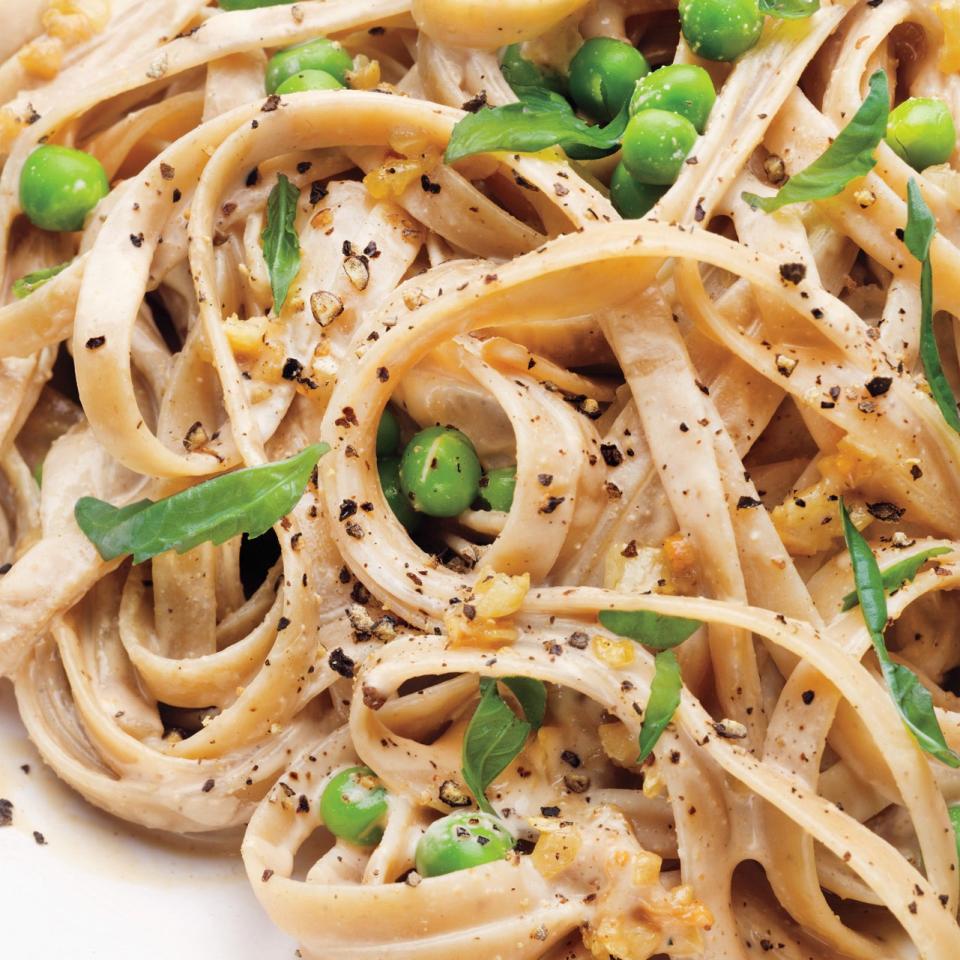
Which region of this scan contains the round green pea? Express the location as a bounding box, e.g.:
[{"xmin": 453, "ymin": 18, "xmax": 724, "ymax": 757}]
[
  {"xmin": 610, "ymin": 162, "xmax": 666, "ymax": 218},
  {"xmin": 376, "ymin": 407, "xmax": 402, "ymax": 458},
  {"xmin": 415, "ymin": 812, "xmax": 514, "ymax": 877},
  {"xmin": 378, "ymin": 457, "xmax": 420, "ymax": 533},
  {"xmin": 568, "ymin": 37, "xmax": 650, "ymax": 123},
  {"xmin": 399, "ymin": 426, "xmax": 481, "ymax": 518},
  {"xmin": 275, "ymin": 69, "xmax": 343, "ymax": 94},
  {"xmin": 621, "ymin": 109, "xmax": 699, "ymax": 185},
  {"xmin": 629, "ymin": 64, "xmax": 716, "ymax": 134},
  {"xmin": 679, "ymin": 0, "xmax": 764, "ymax": 62},
  {"xmin": 885, "ymin": 98, "xmax": 957, "ymax": 172},
  {"xmin": 320, "ymin": 766, "xmax": 388, "ymax": 846},
  {"xmin": 220, "ymin": 0, "xmax": 293, "ymax": 8},
  {"xmin": 19, "ymin": 145, "xmax": 109, "ymax": 232},
  {"xmin": 478, "ymin": 466, "xmax": 517, "ymax": 512},
  {"xmin": 265, "ymin": 38, "xmax": 353, "ymax": 94}
]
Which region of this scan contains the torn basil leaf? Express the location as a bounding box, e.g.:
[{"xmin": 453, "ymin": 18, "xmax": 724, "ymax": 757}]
[
  {"xmin": 637, "ymin": 650, "xmax": 682, "ymax": 762},
  {"xmin": 12, "ymin": 261, "xmax": 70, "ymax": 299},
  {"xmin": 500, "ymin": 676, "xmax": 547, "ymax": 730},
  {"xmin": 261, "ymin": 173, "xmax": 301, "ymax": 312},
  {"xmin": 840, "ymin": 546, "xmax": 951, "ymax": 611},
  {"xmin": 742, "ymin": 70, "xmax": 888, "ymax": 212},
  {"xmin": 840, "ymin": 500, "xmax": 960, "ymax": 767},
  {"xmin": 75, "ymin": 443, "xmax": 327, "ymax": 564},
  {"xmin": 599, "ymin": 609, "xmax": 702, "ymax": 649}
]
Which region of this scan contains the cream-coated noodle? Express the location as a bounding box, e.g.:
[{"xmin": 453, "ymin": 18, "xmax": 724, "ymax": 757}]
[{"xmin": 2, "ymin": 0, "xmax": 960, "ymax": 957}]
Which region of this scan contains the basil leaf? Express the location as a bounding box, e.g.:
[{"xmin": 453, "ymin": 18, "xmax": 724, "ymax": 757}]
[
  {"xmin": 950, "ymin": 805, "xmax": 960, "ymax": 863},
  {"xmin": 12, "ymin": 261, "xmax": 70, "ymax": 299},
  {"xmin": 758, "ymin": 0, "xmax": 819, "ymax": 18},
  {"xmin": 840, "ymin": 546, "xmax": 951, "ymax": 611},
  {"xmin": 840, "ymin": 501, "xmax": 960, "ymax": 767},
  {"xmin": 599, "ymin": 609, "xmax": 702, "ymax": 649},
  {"xmin": 445, "ymin": 97, "xmax": 629, "ymax": 164},
  {"xmin": 75, "ymin": 443, "xmax": 327, "ymax": 564},
  {"xmin": 501, "ymin": 676, "xmax": 547, "ymax": 730},
  {"xmin": 637, "ymin": 650, "xmax": 682, "ymax": 762},
  {"xmin": 743, "ymin": 70, "xmax": 888, "ymax": 212},
  {"xmin": 904, "ymin": 179, "xmax": 960, "ymax": 432},
  {"xmin": 461, "ymin": 678, "xmax": 531, "ymax": 814},
  {"xmin": 261, "ymin": 173, "xmax": 301, "ymax": 313},
  {"xmin": 501, "ymin": 44, "xmax": 567, "ymax": 98}
]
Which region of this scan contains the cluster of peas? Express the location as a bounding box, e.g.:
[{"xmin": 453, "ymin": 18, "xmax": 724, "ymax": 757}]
[
  {"xmin": 321, "ymin": 766, "xmax": 514, "ymax": 876},
  {"xmin": 562, "ymin": 0, "xmax": 957, "ymax": 220},
  {"xmin": 376, "ymin": 410, "xmax": 517, "ymax": 531}
]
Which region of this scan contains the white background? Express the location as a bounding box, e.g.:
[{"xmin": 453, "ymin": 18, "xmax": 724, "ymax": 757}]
[{"xmin": 0, "ymin": 680, "xmax": 296, "ymax": 959}]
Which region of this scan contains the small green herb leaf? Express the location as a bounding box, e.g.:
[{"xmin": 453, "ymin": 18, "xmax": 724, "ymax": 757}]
[
  {"xmin": 501, "ymin": 676, "xmax": 547, "ymax": 730},
  {"xmin": 904, "ymin": 178, "xmax": 960, "ymax": 433},
  {"xmin": 500, "ymin": 44, "xmax": 567, "ymax": 99},
  {"xmin": 462, "ymin": 678, "xmax": 531, "ymax": 814},
  {"xmin": 12, "ymin": 261, "xmax": 70, "ymax": 299},
  {"xmin": 261, "ymin": 173, "xmax": 301, "ymax": 312},
  {"xmin": 599, "ymin": 609, "xmax": 702, "ymax": 649},
  {"xmin": 758, "ymin": 0, "xmax": 820, "ymax": 18},
  {"xmin": 840, "ymin": 546, "xmax": 951, "ymax": 610},
  {"xmin": 637, "ymin": 650, "xmax": 682, "ymax": 762},
  {"xmin": 742, "ymin": 70, "xmax": 888, "ymax": 212},
  {"xmin": 75, "ymin": 444, "xmax": 327, "ymax": 564},
  {"xmin": 840, "ymin": 500, "xmax": 960, "ymax": 767},
  {"xmin": 445, "ymin": 97, "xmax": 628, "ymax": 164},
  {"xmin": 949, "ymin": 805, "xmax": 960, "ymax": 863}
]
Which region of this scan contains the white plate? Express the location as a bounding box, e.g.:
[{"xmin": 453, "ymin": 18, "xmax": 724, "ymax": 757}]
[{"xmin": 0, "ymin": 679, "xmax": 295, "ymax": 959}]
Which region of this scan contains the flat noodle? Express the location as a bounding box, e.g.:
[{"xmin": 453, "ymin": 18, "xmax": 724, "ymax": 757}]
[{"xmin": 1, "ymin": 1, "xmax": 960, "ymax": 958}]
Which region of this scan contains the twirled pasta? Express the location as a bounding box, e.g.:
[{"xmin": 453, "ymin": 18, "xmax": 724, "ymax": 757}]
[{"xmin": 2, "ymin": 1, "xmax": 960, "ymax": 958}]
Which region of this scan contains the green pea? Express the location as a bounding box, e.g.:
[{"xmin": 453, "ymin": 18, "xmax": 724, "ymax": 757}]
[
  {"xmin": 478, "ymin": 466, "xmax": 517, "ymax": 512},
  {"xmin": 568, "ymin": 37, "xmax": 650, "ymax": 124},
  {"xmin": 376, "ymin": 407, "xmax": 402, "ymax": 458},
  {"xmin": 265, "ymin": 38, "xmax": 354, "ymax": 94},
  {"xmin": 19, "ymin": 145, "xmax": 109, "ymax": 233},
  {"xmin": 399, "ymin": 426, "xmax": 481, "ymax": 518},
  {"xmin": 320, "ymin": 766, "xmax": 388, "ymax": 846},
  {"xmin": 219, "ymin": 0, "xmax": 293, "ymax": 8},
  {"xmin": 415, "ymin": 812, "xmax": 514, "ymax": 877},
  {"xmin": 621, "ymin": 109, "xmax": 698, "ymax": 185},
  {"xmin": 610, "ymin": 162, "xmax": 666, "ymax": 218},
  {"xmin": 885, "ymin": 97, "xmax": 957, "ymax": 172},
  {"xmin": 378, "ymin": 457, "xmax": 420, "ymax": 533},
  {"xmin": 679, "ymin": 0, "xmax": 763, "ymax": 62},
  {"xmin": 628, "ymin": 64, "xmax": 716, "ymax": 134},
  {"xmin": 275, "ymin": 69, "xmax": 343, "ymax": 94}
]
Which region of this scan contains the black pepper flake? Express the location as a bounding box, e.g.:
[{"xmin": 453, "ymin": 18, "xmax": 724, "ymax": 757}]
[
  {"xmin": 85, "ymin": 336, "xmax": 106, "ymax": 350},
  {"xmin": 867, "ymin": 502, "xmax": 904, "ymax": 522},
  {"xmin": 0, "ymin": 798, "xmax": 12, "ymax": 827},
  {"xmin": 33, "ymin": 831, "xmax": 46, "ymax": 845},
  {"xmin": 277, "ymin": 616, "xmax": 291, "ymax": 631},
  {"xmin": 811, "ymin": 308, "xmax": 824, "ymax": 319},
  {"xmin": 246, "ymin": 166, "xmax": 260, "ymax": 187},
  {"xmin": 345, "ymin": 522, "xmax": 364, "ymax": 539},
  {"xmin": 368, "ymin": 25, "xmax": 386, "ymax": 34},
  {"xmin": 539, "ymin": 496, "xmax": 565, "ymax": 514},
  {"xmin": 362, "ymin": 685, "xmax": 386, "ymax": 710},
  {"xmin": 296, "ymin": 161, "xmax": 312, "ymax": 174},
  {"xmin": 309, "ymin": 180, "xmax": 327, "ymax": 204},
  {"xmin": 282, "ymin": 357, "xmax": 304, "ymax": 381},
  {"xmin": 540, "ymin": 805, "xmax": 560, "ymax": 817},
  {"xmin": 339, "ymin": 499, "xmax": 358, "ymax": 521},
  {"xmin": 130, "ymin": 232, "xmax": 144, "ymax": 247},
  {"xmin": 560, "ymin": 750, "xmax": 581, "ymax": 768},
  {"xmin": 514, "ymin": 174, "xmax": 538, "ymax": 192},
  {"xmin": 461, "ymin": 90, "xmax": 487, "ymax": 112},
  {"xmin": 779, "ymin": 262, "xmax": 807, "ymax": 285},
  {"xmin": 895, "ymin": 227, "xmax": 905, "ymax": 240},
  {"xmin": 737, "ymin": 495, "xmax": 762, "ymax": 509},
  {"xmin": 568, "ymin": 631, "xmax": 589, "ymax": 649},
  {"xmin": 296, "ymin": 794, "xmax": 310, "ymax": 813},
  {"xmin": 262, "ymin": 869, "xmax": 274, "ymax": 882},
  {"xmin": 910, "ymin": 464, "xmax": 923, "ymax": 480},
  {"xmin": 351, "ymin": 581, "xmax": 370, "ymax": 604},
  {"xmin": 328, "ymin": 647, "xmax": 355, "ymax": 678},
  {"xmin": 801, "ymin": 690, "xmax": 815, "ymax": 705},
  {"xmin": 160, "ymin": 162, "xmax": 175, "ymax": 181},
  {"xmin": 262, "ymin": 94, "xmax": 281, "ymax": 112},
  {"xmin": 865, "ymin": 376, "xmax": 892, "ymax": 397},
  {"xmin": 438, "ymin": 780, "xmax": 472, "ymax": 807},
  {"xmin": 420, "ymin": 173, "xmax": 441, "ymax": 194},
  {"xmin": 363, "ymin": 241, "xmax": 380, "ymax": 258},
  {"xmin": 600, "ymin": 443, "xmax": 623, "ymax": 467},
  {"xmin": 514, "ymin": 838, "xmax": 536, "ymax": 855},
  {"xmin": 463, "ymin": 603, "xmax": 477, "ymax": 620},
  {"xmin": 622, "ymin": 540, "xmax": 638, "ymax": 558},
  {"xmin": 202, "ymin": 778, "xmax": 215, "ymax": 793},
  {"xmin": 679, "ymin": 422, "xmax": 689, "ymax": 433},
  {"xmin": 537, "ymin": 473, "xmax": 553, "ymax": 486},
  {"xmin": 172, "ymin": 188, "xmax": 182, "ymax": 203},
  {"xmin": 376, "ymin": 366, "xmax": 390, "ymax": 382},
  {"xmin": 694, "ymin": 200, "xmax": 705, "ymax": 222}
]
